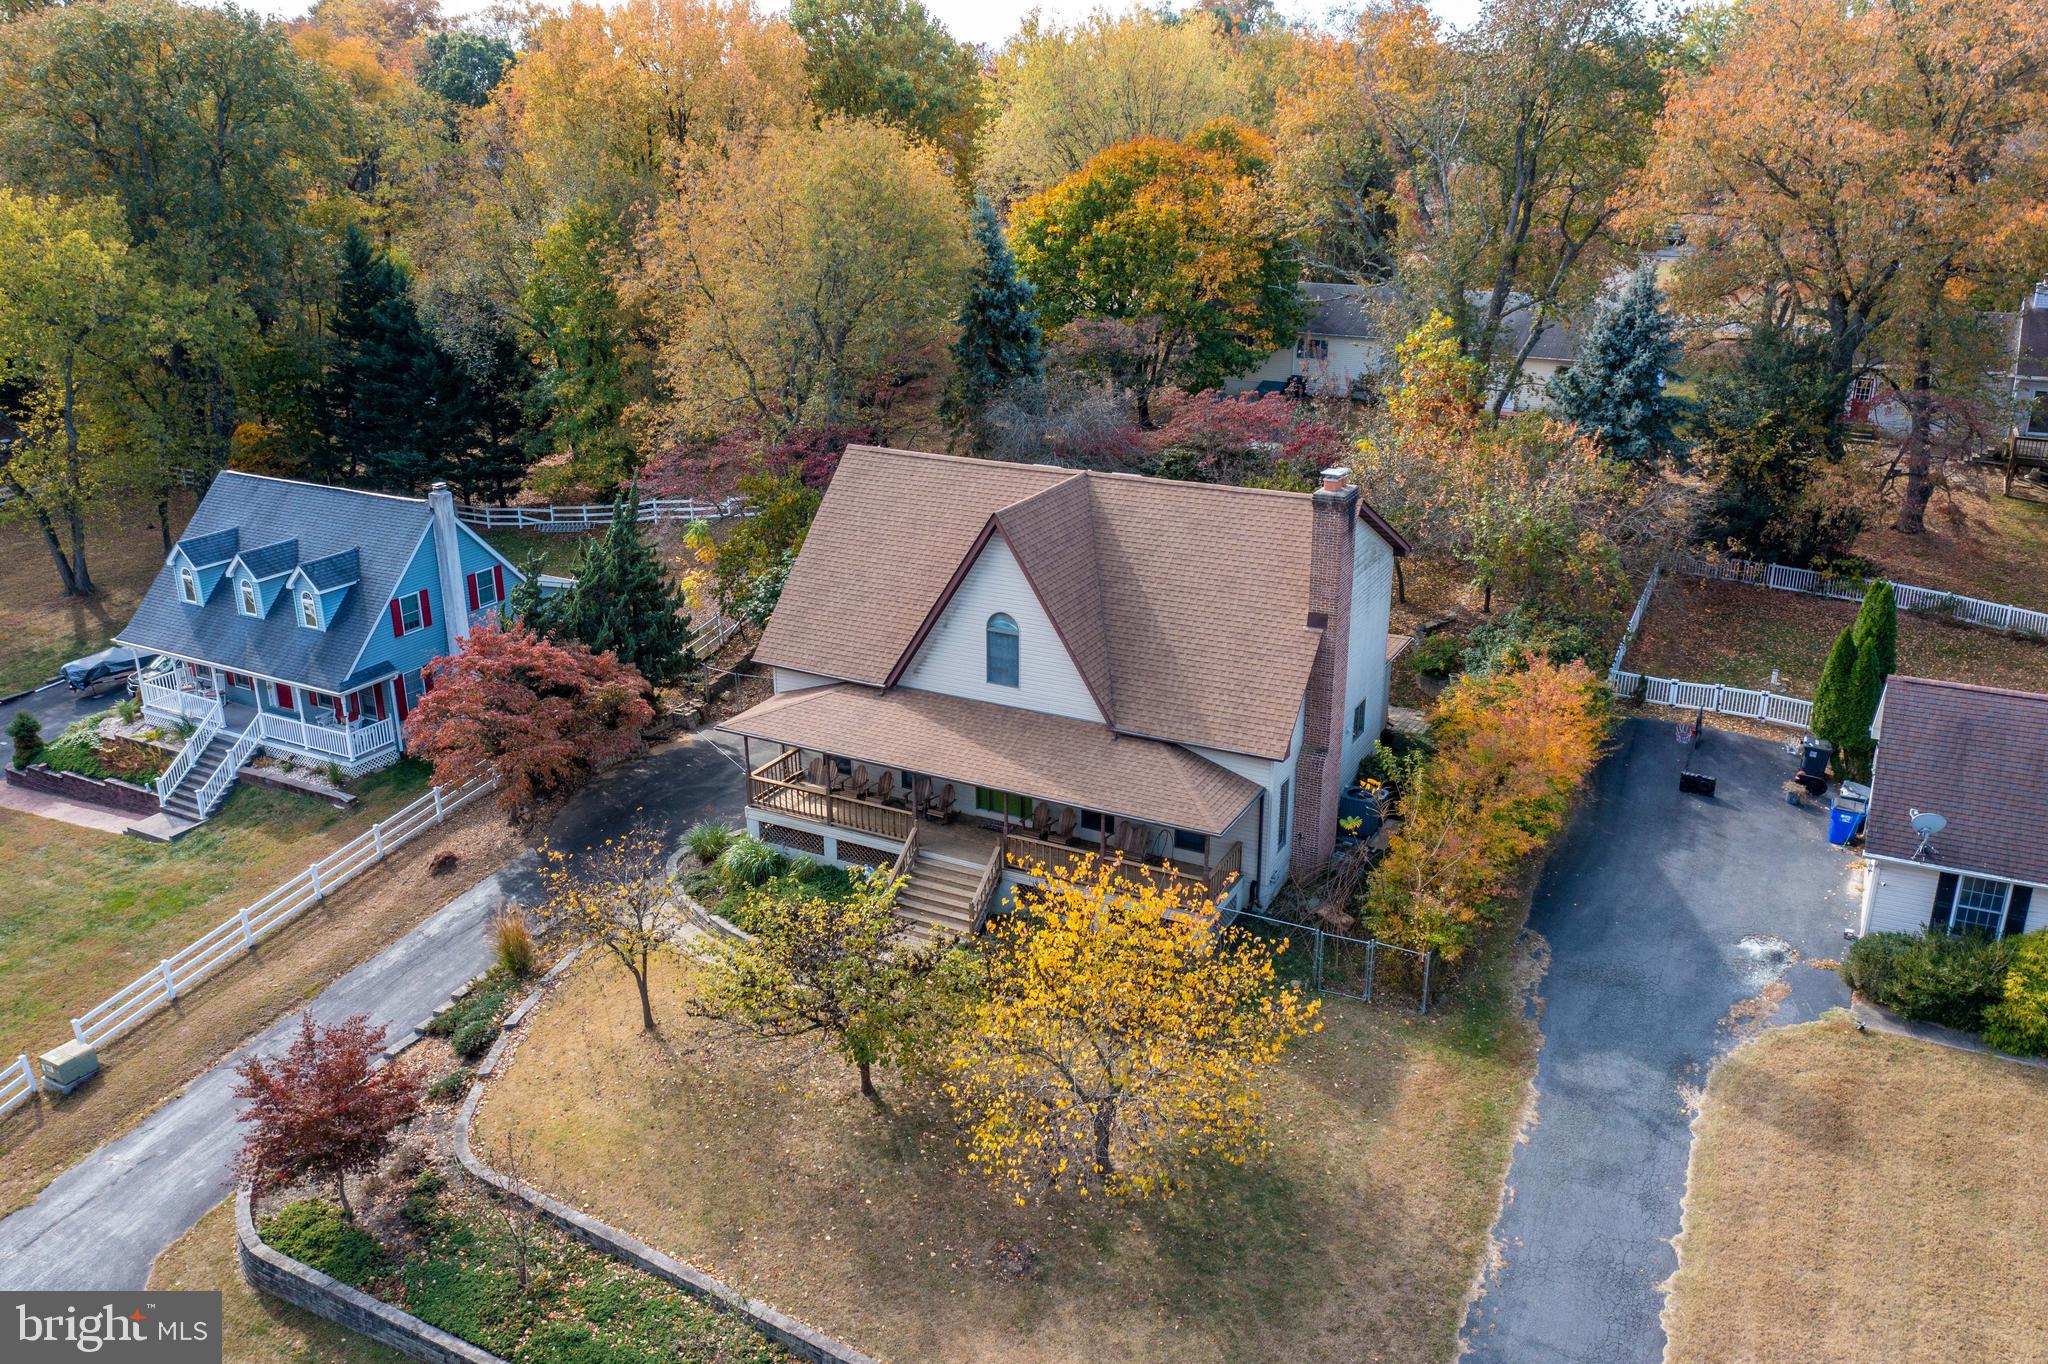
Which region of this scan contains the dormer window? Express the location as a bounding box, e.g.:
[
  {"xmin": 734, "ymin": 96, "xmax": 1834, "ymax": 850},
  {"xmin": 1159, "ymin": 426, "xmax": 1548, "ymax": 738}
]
[
  {"xmin": 238, "ymin": 578, "xmax": 259, "ymax": 616},
  {"xmin": 986, "ymin": 612, "xmax": 1020, "ymax": 687},
  {"xmin": 300, "ymin": 590, "xmax": 320, "ymax": 629},
  {"xmin": 179, "ymin": 568, "xmax": 199, "ymax": 604}
]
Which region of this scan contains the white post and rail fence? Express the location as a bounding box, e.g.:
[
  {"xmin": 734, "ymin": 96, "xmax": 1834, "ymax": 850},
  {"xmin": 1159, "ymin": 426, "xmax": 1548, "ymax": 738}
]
[
  {"xmin": 0, "ymin": 776, "xmax": 495, "ymax": 1122},
  {"xmin": 454, "ymin": 495, "xmax": 753, "ymax": 533}
]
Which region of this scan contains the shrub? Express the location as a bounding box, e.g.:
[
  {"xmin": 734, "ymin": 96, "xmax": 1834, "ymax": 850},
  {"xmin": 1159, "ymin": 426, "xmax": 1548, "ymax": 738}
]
[
  {"xmin": 681, "ymin": 867, "xmax": 722, "ymax": 901},
  {"xmin": 451, "ymin": 1017, "xmax": 500, "ymax": 1060},
  {"xmin": 400, "ymin": 1168, "xmax": 447, "ymax": 1227},
  {"xmin": 8, "ymin": 711, "xmax": 42, "ymax": 769},
  {"xmin": 427, "ymin": 968, "xmax": 518, "ymax": 1043},
  {"xmin": 425, "ymin": 1069, "xmax": 473, "ymax": 1103},
  {"xmin": 716, "ymin": 834, "xmax": 785, "ymax": 890},
  {"xmin": 261, "ymin": 1199, "xmax": 386, "ymax": 1287},
  {"xmin": 1841, "ymin": 930, "xmax": 2014, "ymax": 1031},
  {"xmin": 1408, "ymin": 632, "xmax": 1464, "ymax": 678},
  {"xmin": 114, "ymin": 695, "xmax": 141, "ymax": 723},
  {"xmin": 39, "ymin": 716, "xmax": 110, "ymax": 778},
  {"xmin": 492, "ymin": 908, "xmax": 536, "ymax": 978},
  {"xmin": 1983, "ymin": 932, "xmax": 2048, "ymax": 1056},
  {"xmin": 683, "ymin": 820, "xmax": 735, "ymax": 865}
]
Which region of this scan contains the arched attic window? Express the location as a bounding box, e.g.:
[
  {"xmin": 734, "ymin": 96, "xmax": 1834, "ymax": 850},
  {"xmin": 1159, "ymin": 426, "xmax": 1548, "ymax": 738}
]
[
  {"xmin": 300, "ymin": 590, "xmax": 320, "ymax": 629},
  {"xmin": 986, "ymin": 612, "xmax": 1020, "ymax": 687}
]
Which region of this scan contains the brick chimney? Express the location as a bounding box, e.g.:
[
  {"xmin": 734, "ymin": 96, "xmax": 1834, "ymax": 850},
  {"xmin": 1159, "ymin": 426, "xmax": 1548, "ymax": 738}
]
[
  {"xmin": 428, "ymin": 481, "xmax": 471, "ymax": 647},
  {"xmin": 1293, "ymin": 466, "xmax": 1359, "ymax": 869}
]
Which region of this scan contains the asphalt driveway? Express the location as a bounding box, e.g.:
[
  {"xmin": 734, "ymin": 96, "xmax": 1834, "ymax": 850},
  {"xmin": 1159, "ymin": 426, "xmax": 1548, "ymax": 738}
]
[
  {"xmin": 0, "ymin": 679, "xmax": 121, "ymax": 765},
  {"xmin": 1459, "ymin": 717, "xmax": 1856, "ymax": 1364},
  {"xmin": 0, "ymin": 730, "xmax": 745, "ymax": 1290}
]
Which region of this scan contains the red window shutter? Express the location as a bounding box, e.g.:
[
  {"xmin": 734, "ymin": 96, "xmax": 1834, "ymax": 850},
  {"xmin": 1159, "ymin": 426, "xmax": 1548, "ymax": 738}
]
[
  {"xmin": 372, "ymin": 684, "xmax": 387, "ymax": 721},
  {"xmin": 419, "ymin": 590, "xmax": 432, "ymax": 628},
  {"xmin": 467, "ymin": 572, "xmax": 479, "ymax": 610},
  {"xmin": 332, "ymin": 695, "xmax": 344, "ymax": 722},
  {"xmin": 390, "ymin": 600, "xmax": 405, "ymax": 636},
  {"xmin": 277, "ymin": 684, "xmax": 292, "ymax": 708},
  {"xmin": 493, "ymin": 565, "xmax": 505, "ymax": 601},
  {"xmin": 347, "ymin": 693, "xmax": 361, "ymax": 721},
  {"xmin": 394, "ymin": 679, "xmax": 409, "ymax": 722},
  {"xmin": 422, "ymin": 667, "xmax": 434, "ymax": 694}
]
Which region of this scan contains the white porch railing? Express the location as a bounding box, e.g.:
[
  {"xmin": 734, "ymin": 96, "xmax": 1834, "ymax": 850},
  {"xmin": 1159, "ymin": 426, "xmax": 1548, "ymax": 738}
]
[
  {"xmin": 69, "ymin": 777, "xmax": 495, "ymax": 1049},
  {"xmin": 155, "ymin": 703, "xmax": 224, "ymax": 808},
  {"xmin": 254, "ymin": 712, "xmax": 398, "ymax": 763},
  {"xmin": 192, "ymin": 721, "xmax": 260, "ymax": 819},
  {"xmin": 139, "ymin": 676, "xmax": 220, "ymax": 724}
]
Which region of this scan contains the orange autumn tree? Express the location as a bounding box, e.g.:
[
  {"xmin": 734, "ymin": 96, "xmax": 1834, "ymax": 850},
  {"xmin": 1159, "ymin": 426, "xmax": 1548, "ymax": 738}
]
[
  {"xmin": 945, "ymin": 855, "xmax": 1319, "ymax": 1201},
  {"xmin": 1363, "ymin": 658, "xmax": 1607, "ymax": 961},
  {"xmin": 404, "ymin": 618, "xmax": 653, "ymax": 819}
]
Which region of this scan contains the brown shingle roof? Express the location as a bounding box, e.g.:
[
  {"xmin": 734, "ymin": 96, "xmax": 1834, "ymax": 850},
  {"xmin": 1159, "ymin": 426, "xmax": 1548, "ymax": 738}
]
[
  {"xmin": 753, "ymin": 447, "xmax": 1405, "ymax": 760},
  {"xmin": 1866, "ymin": 677, "xmax": 2048, "ymax": 886},
  {"xmin": 722, "ymin": 684, "xmax": 1262, "ymax": 835}
]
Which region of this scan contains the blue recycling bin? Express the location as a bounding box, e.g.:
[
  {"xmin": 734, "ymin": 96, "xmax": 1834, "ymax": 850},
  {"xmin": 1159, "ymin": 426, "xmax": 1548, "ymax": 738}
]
[{"xmin": 1827, "ymin": 795, "xmax": 1866, "ymax": 846}]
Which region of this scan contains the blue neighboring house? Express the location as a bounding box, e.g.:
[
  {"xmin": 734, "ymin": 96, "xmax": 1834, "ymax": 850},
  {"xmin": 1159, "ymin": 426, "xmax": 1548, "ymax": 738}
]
[{"xmin": 117, "ymin": 473, "xmax": 523, "ymax": 821}]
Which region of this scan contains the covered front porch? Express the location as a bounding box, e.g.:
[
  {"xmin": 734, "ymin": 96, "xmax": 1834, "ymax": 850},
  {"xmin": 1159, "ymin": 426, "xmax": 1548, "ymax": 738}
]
[
  {"xmin": 138, "ymin": 656, "xmax": 403, "ymax": 775},
  {"xmin": 724, "ymin": 686, "xmax": 1261, "ymax": 922}
]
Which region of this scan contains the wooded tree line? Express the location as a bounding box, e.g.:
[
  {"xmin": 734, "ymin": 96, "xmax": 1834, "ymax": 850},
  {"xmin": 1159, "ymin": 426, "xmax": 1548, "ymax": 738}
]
[{"xmin": 1, "ymin": 0, "xmax": 2042, "ymax": 598}]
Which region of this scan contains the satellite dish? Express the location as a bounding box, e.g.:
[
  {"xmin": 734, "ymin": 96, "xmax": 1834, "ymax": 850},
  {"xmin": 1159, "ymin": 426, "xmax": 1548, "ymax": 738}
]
[{"xmin": 1908, "ymin": 809, "xmax": 1947, "ymax": 860}]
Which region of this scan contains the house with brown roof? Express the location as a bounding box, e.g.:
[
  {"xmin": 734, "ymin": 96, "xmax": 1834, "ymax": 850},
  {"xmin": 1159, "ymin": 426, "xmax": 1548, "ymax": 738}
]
[
  {"xmin": 1857, "ymin": 677, "xmax": 2047, "ymax": 940},
  {"xmin": 718, "ymin": 446, "xmax": 1409, "ymax": 939}
]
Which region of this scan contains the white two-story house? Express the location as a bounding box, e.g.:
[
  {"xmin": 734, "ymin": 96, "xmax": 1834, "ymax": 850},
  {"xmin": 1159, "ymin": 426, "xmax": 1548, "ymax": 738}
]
[{"xmin": 718, "ymin": 446, "xmax": 1409, "ymax": 939}]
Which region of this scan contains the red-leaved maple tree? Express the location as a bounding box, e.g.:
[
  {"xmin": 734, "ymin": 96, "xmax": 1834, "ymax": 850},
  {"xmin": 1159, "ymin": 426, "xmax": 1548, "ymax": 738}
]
[
  {"xmin": 404, "ymin": 619, "xmax": 654, "ymax": 819},
  {"xmin": 233, "ymin": 1013, "xmax": 422, "ymax": 1217}
]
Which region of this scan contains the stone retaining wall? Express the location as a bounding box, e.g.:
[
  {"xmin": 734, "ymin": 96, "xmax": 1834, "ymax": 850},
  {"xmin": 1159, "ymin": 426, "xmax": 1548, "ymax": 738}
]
[
  {"xmin": 5, "ymin": 763, "xmax": 159, "ymax": 815},
  {"xmin": 234, "ymin": 1185, "xmax": 504, "ymax": 1364},
  {"xmin": 237, "ymin": 764, "xmax": 357, "ymax": 809},
  {"xmin": 457, "ymin": 955, "xmax": 879, "ymax": 1364}
]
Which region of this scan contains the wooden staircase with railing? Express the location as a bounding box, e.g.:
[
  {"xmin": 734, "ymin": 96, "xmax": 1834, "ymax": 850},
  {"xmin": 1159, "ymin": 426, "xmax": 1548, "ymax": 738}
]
[{"xmin": 894, "ymin": 840, "xmax": 1002, "ymax": 947}]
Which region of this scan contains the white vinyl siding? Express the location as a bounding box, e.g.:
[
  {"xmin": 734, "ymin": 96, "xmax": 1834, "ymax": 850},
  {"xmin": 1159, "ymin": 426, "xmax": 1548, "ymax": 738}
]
[
  {"xmin": 1190, "ymin": 701, "xmax": 1304, "ymax": 904},
  {"xmin": 1339, "ymin": 529, "xmax": 1397, "ymax": 793},
  {"xmin": 771, "ymin": 668, "xmax": 839, "ymax": 694},
  {"xmin": 1860, "ymin": 860, "xmax": 1944, "ymax": 936},
  {"xmin": 900, "ymin": 531, "xmax": 1103, "ymax": 723}
]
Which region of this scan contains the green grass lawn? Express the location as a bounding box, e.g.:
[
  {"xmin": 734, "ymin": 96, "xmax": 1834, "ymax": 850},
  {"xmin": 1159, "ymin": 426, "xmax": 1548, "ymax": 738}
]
[
  {"xmin": 0, "ymin": 760, "xmax": 431, "ymax": 1061},
  {"xmin": 477, "ymin": 528, "xmax": 598, "ymax": 579}
]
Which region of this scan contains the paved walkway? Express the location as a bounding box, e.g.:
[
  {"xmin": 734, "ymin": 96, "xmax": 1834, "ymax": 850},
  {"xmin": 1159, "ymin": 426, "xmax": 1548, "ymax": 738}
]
[
  {"xmin": 1459, "ymin": 718, "xmax": 1856, "ymax": 1364},
  {"xmin": 0, "ymin": 778, "xmax": 137, "ymax": 834},
  {"xmin": 0, "ymin": 731, "xmax": 745, "ymax": 1291}
]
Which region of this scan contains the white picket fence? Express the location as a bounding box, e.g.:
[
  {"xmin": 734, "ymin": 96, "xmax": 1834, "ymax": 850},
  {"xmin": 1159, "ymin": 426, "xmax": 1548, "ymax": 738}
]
[
  {"xmin": 0, "ymin": 1053, "xmax": 36, "ymax": 1120},
  {"xmin": 67, "ymin": 777, "xmax": 495, "ymax": 1052},
  {"xmin": 1672, "ymin": 553, "xmax": 2048, "ymax": 639},
  {"xmin": 1607, "ymin": 669, "xmax": 1814, "ymax": 730},
  {"xmin": 456, "ymin": 495, "xmax": 751, "ymax": 532},
  {"xmin": 1606, "ymin": 563, "xmax": 1813, "ymax": 731}
]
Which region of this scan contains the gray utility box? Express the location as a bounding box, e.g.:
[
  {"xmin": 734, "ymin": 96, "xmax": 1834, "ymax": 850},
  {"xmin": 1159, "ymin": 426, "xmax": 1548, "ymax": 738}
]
[{"xmin": 40, "ymin": 1039, "xmax": 100, "ymax": 1095}]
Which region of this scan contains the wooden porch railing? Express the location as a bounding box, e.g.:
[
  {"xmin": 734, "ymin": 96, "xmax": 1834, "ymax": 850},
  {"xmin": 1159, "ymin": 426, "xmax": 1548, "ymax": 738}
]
[
  {"xmin": 746, "ymin": 752, "xmax": 917, "ymax": 843},
  {"xmin": 1002, "ymin": 831, "xmax": 1243, "ymax": 901}
]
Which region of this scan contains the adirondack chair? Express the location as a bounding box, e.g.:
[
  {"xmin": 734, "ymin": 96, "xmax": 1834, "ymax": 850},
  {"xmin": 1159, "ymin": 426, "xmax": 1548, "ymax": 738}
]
[
  {"xmin": 803, "ymin": 753, "xmax": 831, "ymax": 789},
  {"xmin": 925, "ymin": 782, "xmax": 957, "ymax": 823},
  {"xmin": 850, "ymin": 763, "xmax": 870, "ymax": 798},
  {"xmin": 866, "ymin": 767, "xmax": 894, "ymax": 801},
  {"xmin": 1029, "ymin": 801, "xmax": 1053, "ymax": 839},
  {"xmin": 1053, "ymin": 805, "xmax": 1077, "ymax": 843},
  {"xmin": 911, "ymin": 775, "xmax": 932, "ymax": 818},
  {"xmin": 877, "ymin": 769, "xmax": 908, "ymax": 808}
]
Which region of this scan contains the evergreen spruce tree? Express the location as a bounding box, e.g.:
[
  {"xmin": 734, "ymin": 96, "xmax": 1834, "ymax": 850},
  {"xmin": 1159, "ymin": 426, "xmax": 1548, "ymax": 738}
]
[
  {"xmin": 553, "ymin": 488, "xmax": 694, "ymax": 686},
  {"xmin": 443, "ymin": 315, "xmax": 535, "ymax": 503},
  {"xmin": 326, "ymin": 227, "xmax": 477, "ymax": 492},
  {"xmin": 1548, "ymin": 262, "xmax": 1683, "ymax": 464},
  {"xmin": 504, "ymin": 552, "xmax": 554, "ymax": 636},
  {"xmin": 1809, "ymin": 625, "xmax": 1862, "ymax": 767},
  {"xmin": 943, "ymin": 195, "xmax": 1044, "ymax": 446}
]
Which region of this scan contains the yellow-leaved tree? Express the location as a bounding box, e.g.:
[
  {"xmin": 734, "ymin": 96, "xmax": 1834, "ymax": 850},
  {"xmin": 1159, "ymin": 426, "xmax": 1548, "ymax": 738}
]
[
  {"xmin": 946, "ymin": 856, "xmax": 1318, "ymax": 1201},
  {"xmin": 534, "ymin": 822, "xmax": 678, "ymax": 1032}
]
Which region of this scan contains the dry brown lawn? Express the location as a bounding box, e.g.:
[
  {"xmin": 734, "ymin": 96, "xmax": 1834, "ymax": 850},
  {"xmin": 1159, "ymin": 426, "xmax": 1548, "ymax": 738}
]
[
  {"xmin": 1664, "ymin": 1014, "xmax": 2048, "ymax": 1364},
  {"xmin": 0, "ymin": 494, "xmax": 197, "ymax": 695},
  {"xmin": 0, "ymin": 799, "xmax": 527, "ymax": 1213},
  {"xmin": 150, "ymin": 1197, "xmax": 405, "ymax": 1364},
  {"xmin": 475, "ymin": 945, "xmax": 1536, "ymax": 1364},
  {"xmin": 1627, "ymin": 577, "xmax": 2048, "ymax": 697}
]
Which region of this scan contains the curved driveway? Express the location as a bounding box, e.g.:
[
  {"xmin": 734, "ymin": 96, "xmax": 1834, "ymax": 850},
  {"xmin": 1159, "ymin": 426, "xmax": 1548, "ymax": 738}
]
[
  {"xmin": 1459, "ymin": 718, "xmax": 1855, "ymax": 1364},
  {"xmin": 0, "ymin": 731, "xmax": 744, "ymax": 1291}
]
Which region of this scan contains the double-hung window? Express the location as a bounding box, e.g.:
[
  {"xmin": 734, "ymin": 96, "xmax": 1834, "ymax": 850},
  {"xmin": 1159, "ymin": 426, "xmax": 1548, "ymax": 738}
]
[
  {"xmin": 1277, "ymin": 779, "xmax": 1291, "ymax": 849},
  {"xmin": 180, "ymin": 568, "xmax": 200, "ymax": 604},
  {"xmin": 396, "ymin": 591, "xmax": 426, "ymax": 635},
  {"xmin": 300, "ymin": 591, "xmax": 320, "ymax": 629},
  {"xmin": 1952, "ymin": 876, "xmax": 2011, "ymax": 937},
  {"xmin": 472, "ymin": 570, "xmax": 499, "ymax": 610},
  {"xmin": 239, "ymin": 579, "xmax": 259, "ymax": 616}
]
